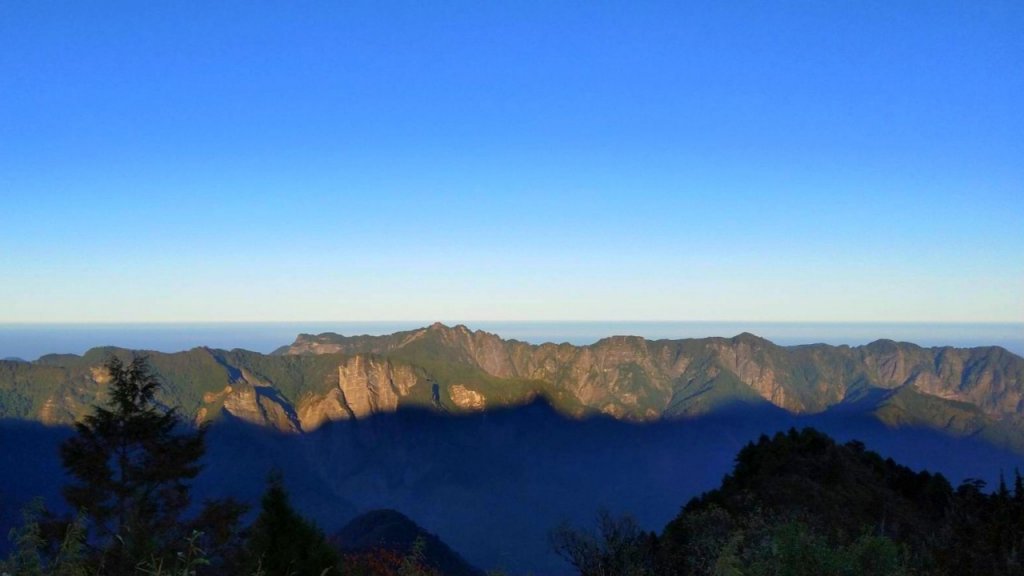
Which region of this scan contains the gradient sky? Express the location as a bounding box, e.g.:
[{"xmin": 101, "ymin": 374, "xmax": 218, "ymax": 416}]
[{"xmin": 1, "ymin": 1, "xmax": 1021, "ymax": 323}]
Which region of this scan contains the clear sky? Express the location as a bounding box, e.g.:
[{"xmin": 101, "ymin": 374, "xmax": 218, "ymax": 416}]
[{"xmin": 1, "ymin": 1, "xmax": 1021, "ymax": 323}]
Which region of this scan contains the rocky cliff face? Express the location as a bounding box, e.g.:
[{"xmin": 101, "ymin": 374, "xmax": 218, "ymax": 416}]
[
  {"xmin": 3, "ymin": 324, "xmax": 1023, "ymax": 450},
  {"xmin": 449, "ymin": 384, "xmax": 486, "ymax": 411},
  {"xmin": 334, "ymin": 355, "xmax": 418, "ymax": 419},
  {"xmin": 202, "ymin": 354, "xmax": 421, "ymax": 431},
  {"xmin": 202, "ymin": 367, "xmax": 303, "ymax": 432},
  {"xmin": 278, "ymin": 324, "xmax": 1024, "ymax": 421},
  {"xmin": 296, "ymin": 388, "xmax": 351, "ymax": 431},
  {"xmin": 221, "ymin": 381, "xmax": 301, "ymax": 433}
]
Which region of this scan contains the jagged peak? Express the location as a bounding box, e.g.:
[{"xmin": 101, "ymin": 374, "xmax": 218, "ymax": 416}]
[
  {"xmin": 422, "ymin": 322, "xmax": 497, "ymax": 340},
  {"xmin": 7, "ymin": 324, "xmax": 1023, "ymax": 448},
  {"xmin": 731, "ymin": 332, "xmax": 769, "ymax": 345}
]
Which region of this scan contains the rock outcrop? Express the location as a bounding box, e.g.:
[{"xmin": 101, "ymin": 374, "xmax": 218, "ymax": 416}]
[
  {"xmin": 296, "ymin": 388, "xmax": 351, "ymax": 430},
  {"xmin": 449, "ymin": 384, "xmax": 485, "ymax": 411},
  {"xmin": 335, "ymin": 355, "xmax": 418, "ymax": 419},
  {"xmin": 3, "ymin": 324, "xmax": 1024, "ymax": 451},
  {"xmin": 222, "ymin": 381, "xmax": 301, "ymax": 433},
  {"xmin": 279, "ymin": 324, "xmax": 1024, "ymax": 423}
]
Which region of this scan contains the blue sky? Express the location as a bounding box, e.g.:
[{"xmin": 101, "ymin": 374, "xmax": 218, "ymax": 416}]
[{"xmin": 1, "ymin": 1, "xmax": 1021, "ymax": 323}]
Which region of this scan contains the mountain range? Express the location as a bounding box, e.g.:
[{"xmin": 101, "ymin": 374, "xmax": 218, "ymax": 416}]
[
  {"xmin": 2, "ymin": 323, "xmax": 1023, "ymax": 573},
  {"xmin": 3, "ymin": 322, "xmax": 1023, "ymax": 451}
]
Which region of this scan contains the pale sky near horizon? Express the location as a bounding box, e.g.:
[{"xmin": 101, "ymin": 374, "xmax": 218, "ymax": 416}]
[{"xmin": 1, "ymin": 1, "xmax": 1021, "ymax": 323}]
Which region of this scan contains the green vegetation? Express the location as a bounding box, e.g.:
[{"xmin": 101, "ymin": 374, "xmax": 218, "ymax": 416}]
[
  {"xmin": 334, "ymin": 510, "xmax": 482, "ymax": 576},
  {"xmin": 0, "ymin": 361, "xmax": 79, "ymax": 419},
  {"xmin": 550, "ymin": 511, "xmax": 656, "ymax": 576},
  {"xmin": 216, "ymin": 350, "xmax": 350, "ymax": 403},
  {"xmin": 2, "ymin": 356, "xmax": 473, "ymax": 576},
  {"xmin": 7, "ymin": 359, "xmax": 1024, "ymax": 575},
  {"xmin": 1, "ymin": 501, "xmax": 87, "ymax": 576},
  {"xmin": 6, "ymin": 330, "xmax": 1024, "ymax": 574},
  {"xmin": 3, "ymin": 325, "xmax": 1024, "ymax": 454},
  {"xmin": 244, "ymin": 471, "xmax": 340, "ymax": 576},
  {"xmin": 553, "ymin": 428, "xmax": 1024, "ymax": 575},
  {"xmin": 58, "ymin": 356, "xmax": 208, "ymax": 575},
  {"xmin": 664, "ymin": 367, "xmax": 766, "ymax": 417},
  {"xmin": 873, "ymin": 385, "xmax": 1024, "ymax": 450}
]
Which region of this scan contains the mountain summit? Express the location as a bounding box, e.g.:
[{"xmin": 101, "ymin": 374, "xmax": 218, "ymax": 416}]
[{"xmin": 2, "ymin": 323, "xmax": 1023, "ymax": 450}]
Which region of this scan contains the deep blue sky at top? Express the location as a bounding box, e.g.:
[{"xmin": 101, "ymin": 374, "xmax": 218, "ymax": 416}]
[{"xmin": 1, "ymin": 1, "xmax": 1021, "ymax": 322}]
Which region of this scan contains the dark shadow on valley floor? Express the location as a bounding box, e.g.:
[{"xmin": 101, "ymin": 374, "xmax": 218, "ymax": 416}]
[{"xmin": 2, "ymin": 400, "xmax": 1022, "ymax": 574}]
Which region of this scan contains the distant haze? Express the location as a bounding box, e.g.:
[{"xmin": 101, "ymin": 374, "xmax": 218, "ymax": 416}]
[{"xmin": 1, "ymin": 322, "xmax": 1021, "ymax": 362}]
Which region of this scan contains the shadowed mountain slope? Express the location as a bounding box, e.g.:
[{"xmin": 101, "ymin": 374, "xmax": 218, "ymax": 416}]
[
  {"xmin": 3, "ymin": 401, "xmax": 1023, "ymax": 575},
  {"xmin": 278, "ymin": 323, "xmax": 1024, "ymax": 421},
  {"xmin": 332, "ymin": 509, "xmax": 484, "ymax": 576},
  {"xmin": 3, "ymin": 323, "xmax": 1024, "ymax": 453},
  {"xmin": 657, "ymin": 427, "xmax": 1024, "ymax": 575}
]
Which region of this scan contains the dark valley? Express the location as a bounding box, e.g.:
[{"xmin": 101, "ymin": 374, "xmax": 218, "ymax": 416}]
[{"xmin": 2, "ymin": 324, "xmax": 1023, "ymax": 573}]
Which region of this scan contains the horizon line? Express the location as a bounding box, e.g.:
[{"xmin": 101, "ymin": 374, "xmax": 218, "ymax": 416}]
[{"xmin": 2, "ymin": 319, "xmax": 1023, "ymax": 328}]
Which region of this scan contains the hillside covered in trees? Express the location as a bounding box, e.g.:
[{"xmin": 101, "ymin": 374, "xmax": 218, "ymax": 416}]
[
  {"xmin": 556, "ymin": 428, "xmax": 1024, "ymax": 575},
  {"xmin": 5, "ymin": 324, "xmax": 1024, "ymax": 456},
  {"xmin": 0, "ymin": 357, "xmax": 460, "ymax": 576},
  {"xmin": 5, "ymin": 356, "xmax": 1024, "ymax": 575}
]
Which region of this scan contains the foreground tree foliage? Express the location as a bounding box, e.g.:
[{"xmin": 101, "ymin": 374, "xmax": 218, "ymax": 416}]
[
  {"xmin": 1, "ymin": 352, "xmax": 448, "ymax": 575},
  {"xmin": 0, "ymin": 500, "xmax": 87, "ymax": 576},
  {"xmin": 245, "ymin": 471, "xmax": 342, "ymax": 576},
  {"xmin": 59, "ymin": 355, "xmax": 207, "ymax": 575},
  {"xmin": 551, "ymin": 511, "xmax": 656, "ymax": 576},
  {"xmin": 0, "ymin": 355, "xmax": 245, "ymax": 575},
  {"xmin": 342, "ymin": 538, "xmax": 442, "ymax": 576},
  {"xmin": 9, "ymin": 362, "xmax": 1024, "ymax": 576},
  {"xmin": 553, "ymin": 429, "xmax": 1024, "ymax": 576},
  {"xmin": 657, "ymin": 428, "xmax": 1024, "ymax": 575}
]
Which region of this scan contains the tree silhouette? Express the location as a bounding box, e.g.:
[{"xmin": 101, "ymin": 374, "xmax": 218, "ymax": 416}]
[
  {"xmin": 246, "ymin": 470, "xmax": 341, "ymax": 576},
  {"xmin": 550, "ymin": 510, "xmax": 655, "ymax": 576},
  {"xmin": 59, "ymin": 355, "xmax": 205, "ymax": 574}
]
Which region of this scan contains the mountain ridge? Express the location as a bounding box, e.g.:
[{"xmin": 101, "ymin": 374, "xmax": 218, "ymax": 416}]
[
  {"xmin": 3, "ymin": 323, "xmax": 1023, "ymax": 452},
  {"xmin": 276, "ymin": 323, "xmax": 1024, "ymax": 419}
]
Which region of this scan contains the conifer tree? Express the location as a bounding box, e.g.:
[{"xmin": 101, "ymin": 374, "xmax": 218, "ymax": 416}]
[
  {"xmin": 59, "ymin": 355, "xmax": 205, "ymax": 575},
  {"xmin": 246, "ymin": 470, "xmax": 341, "ymax": 576}
]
